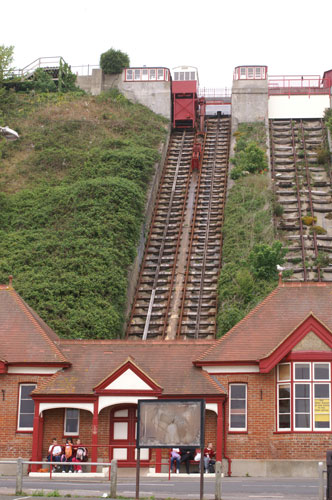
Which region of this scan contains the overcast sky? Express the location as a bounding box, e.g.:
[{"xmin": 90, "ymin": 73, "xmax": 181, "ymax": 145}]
[{"xmin": 2, "ymin": 0, "xmax": 332, "ymax": 89}]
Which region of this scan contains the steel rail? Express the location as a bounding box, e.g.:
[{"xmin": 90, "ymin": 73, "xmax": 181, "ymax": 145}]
[
  {"xmin": 290, "ymin": 121, "xmax": 307, "ymax": 281},
  {"xmin": 125, "ymin": 131, "xmax": 190, "ymax": 338},
  {"xmin": 175, "ymin": 131, "xmax": 207, "ymax": 338},
  {"xmin": 300, "ymin": 119, "xmax": 321, "ymax": 281},
  {"xmin": 193, "ymin": 119, "xmax": 221, "ymax": 338},
  {"xmin": 160, "ymin": 134, "xmax": 197, "ymax": 339},
  {"xmin": 142, "ymin": 131, "xmax": 188, "ymax": 340}
]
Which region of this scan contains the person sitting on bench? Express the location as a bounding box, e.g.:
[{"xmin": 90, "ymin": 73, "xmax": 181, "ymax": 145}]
[
  {"xmin": 180, "ymin": 447, "xmax": 195, "ymax": 474},
  {"xmin": 170, "ymin": 448, "xmax": 181, "ymax": 474}
]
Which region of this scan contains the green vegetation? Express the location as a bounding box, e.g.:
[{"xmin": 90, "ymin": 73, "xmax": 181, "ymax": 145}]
[
  {"xmin": 100, "ymin": 48, "xmax": 130, "ymax": 74},
  {"xmin": 217, "ymin": 123, "xmax": 286, "ymax": 337},
  {"xmin": 0, "ymin": 45, "xmax": 14, "ymax": 81},
  {"xmin": 0, "ymin": 88, "xmax": 167, "ymax": 339}
]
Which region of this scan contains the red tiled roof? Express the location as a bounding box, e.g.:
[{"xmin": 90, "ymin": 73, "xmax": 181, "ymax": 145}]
[
  {"xmin": 0, "ymin": 286, "xmax": 69, "ymax": 365},
  {"xmin": 197, "ymin": 282, "xmax": 332, "ymax": 364},
  {"xmin": 33, "ymin": 340, "xmax": 223, "ymax": 396}
]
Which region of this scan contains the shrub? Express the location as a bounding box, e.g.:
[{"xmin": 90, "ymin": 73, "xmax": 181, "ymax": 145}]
[
  {"xmin": 32, "ymin": 69, "xmax": 57, "ymax": 93},
  {"xmin": 310, "ymin": 225, "xmax": 327, "ymax": 235},
  {"xmin": 302, "ymin": 215, "xmax": 317, "ymax": 226},
  {"xmin": 100, "ymin": 48, "xmax": 130, "ymax": 75},
  {"xmin": 231, "ymin": 141, "xmax": 267, "ymax": 179},
  {"xmin": 249, "ymin": 241, "xmax": 287, "ymax": 280}
]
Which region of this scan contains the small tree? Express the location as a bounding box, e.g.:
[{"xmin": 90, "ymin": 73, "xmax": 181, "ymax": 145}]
[
  {"xmin": 249, "ymin": 241, "xmax": 287, "ymax": 280},
  {"xmin": 100, "ymin": 48, "xmax": 130, "ymax": 75},
  {"xmin": 0, "ymin": 45, "xmax": 14, "ymax": 82}
]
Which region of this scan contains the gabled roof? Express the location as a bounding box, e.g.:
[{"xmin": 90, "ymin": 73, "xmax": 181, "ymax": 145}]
[
  {"xmin": 196, "ymin": 282, "xmax": 332, "ymax": 369},
  {"xmin": 94, "ymin": 356, "xmax": 163, "ymax": 395},
  {"xmin": 33, "ymin": 340, "xmax": 224, "ymax": 397},
  {"xmin": 0, "ymin": 284, "xmax": 69, "ymax": 365}
]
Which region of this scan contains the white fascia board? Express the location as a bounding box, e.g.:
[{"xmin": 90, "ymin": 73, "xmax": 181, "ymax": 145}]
[
  {"xmin": 202, "ymin": 365, "xmax": 259, "ymax": 374},
  {"xmin": 205, "ymin": 403, "xmax": 218, "ymax": 415},
  {"xmin": 8, "ymin": 366, "xmax": 62, "ymax": 374},
  {"xmin": 39, "ymin": 402, "xmax": 94, "ymax": 415},
  {"xmin": 98, "ymin": 395, "xmax": 157, "ymax": 413}
]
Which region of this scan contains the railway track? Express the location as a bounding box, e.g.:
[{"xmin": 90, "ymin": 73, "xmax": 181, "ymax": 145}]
[
  {"xmin": 270, "ymin": 118, "xmax": 332, "ymax": 281},
  {"xmin": 126, "ymin": 116, "xmax": 230, "ymax": 339}
]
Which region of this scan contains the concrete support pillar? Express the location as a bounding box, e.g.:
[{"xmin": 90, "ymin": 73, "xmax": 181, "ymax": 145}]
[
  {"xmin": 216, "ymin": 401, "xmax": 223, "ymax": 462},
  {"xmin": 91, "ymin": 400, "xmax": 99, "ymax": 472},
  {"xmin": 155, "ymin": 449, "xmax": 162, "ymax": 473},
  {"xmin": 31, "ymin": 401, "xmax": 40, "ymax": 472}
]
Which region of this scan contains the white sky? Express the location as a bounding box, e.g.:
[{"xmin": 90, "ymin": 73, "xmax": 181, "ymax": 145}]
[{"xmin": 2, "ymin": 0, "xmax": 332, "ymax": 89}]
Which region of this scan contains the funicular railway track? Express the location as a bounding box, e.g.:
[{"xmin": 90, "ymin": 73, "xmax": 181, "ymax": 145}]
[
  {"xmin": 270, "ymin": 118, "xmax": 332, "ymax": 281},
  {"xmin": 126, "ymin": 116, "xmax": 230, "ymax": 339}
]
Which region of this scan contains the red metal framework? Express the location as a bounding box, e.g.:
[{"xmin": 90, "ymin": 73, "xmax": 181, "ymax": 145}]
[
  {"xmin": 268, "ymin": 76, "xmax": 331, "ymax": 97},
  {"xmin": 172, "ymin": 80, "xmax": 198, "ymax": 129}
]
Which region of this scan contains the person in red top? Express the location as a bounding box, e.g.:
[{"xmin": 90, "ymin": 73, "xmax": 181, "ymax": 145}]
[{"xmin": 203, "ymin": 442, "xmax": 215, "ymax": 473}]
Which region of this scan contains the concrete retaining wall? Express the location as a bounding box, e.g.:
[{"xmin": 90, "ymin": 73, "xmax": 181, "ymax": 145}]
[
  {"xmin": 231, "ymin": 79, "xmax": 268, "ymax": 132},
  {"xmin": 76, "ymin": 69, "xmax": 171, "ymax": 119},
  {"xmin": 224, "ymin": 459, "xmax": 323, "ymax": 478},
  {"xmin": 269, "ymin": 94, "xmax": 330, "ymax": 119}
]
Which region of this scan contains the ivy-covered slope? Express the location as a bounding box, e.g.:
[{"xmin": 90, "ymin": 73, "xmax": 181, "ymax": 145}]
[{"xmin": 0, "ymin": 90, "xmax": 168, "ymax": 338}]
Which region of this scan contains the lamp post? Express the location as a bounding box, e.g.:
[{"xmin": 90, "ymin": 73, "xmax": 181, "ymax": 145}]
[{"xmin": 0, "ymin": 126, "xmax": 19, "ymax": 141}]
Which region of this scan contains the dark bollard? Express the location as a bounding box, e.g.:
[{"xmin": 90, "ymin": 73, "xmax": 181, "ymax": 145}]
[{"xmin": 326, "ymin": 450, "xmax": 332, "ymax": 500}]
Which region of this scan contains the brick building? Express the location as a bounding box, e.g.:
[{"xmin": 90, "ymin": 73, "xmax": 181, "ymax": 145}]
[{"xmin": 1, "ymin": 279, "xmax": 332, "ymax": 476}]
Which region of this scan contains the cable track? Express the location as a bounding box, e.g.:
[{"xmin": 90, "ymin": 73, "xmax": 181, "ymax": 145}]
[
  {"xmin": 270, "ymin": 118, "xmax": 332, "ymax": 281},
  {"xmin": 126, "ymin": 116, "xmax": 231, "ymax": 340}
]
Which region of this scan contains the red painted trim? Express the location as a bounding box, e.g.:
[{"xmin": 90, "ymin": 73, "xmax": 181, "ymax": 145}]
[
  {"xmin": 94, "ymin": 360, "xmax": 162, "ymax": 394},
  {"xmin": 0, "ymin": 361, "xmax": 7, "ymax": 373},
  {"xmin": 31, "ymin": 401, "xmax": 40, "ymax": 472},
  {"xmin": 38, "ymin": 413, "xmax": 44, "ymax": 462},
  {"xmin": 98, "ymin": 389, "xmax": 162, "ymax": 396},
  {"xmin": 91, "ymin": 400, "xmax": 98, "ymax": 473},
  {"xmin": 260, "ymin": 315, "xmax": 332, "ymax": 373},
  {"xmin": 216, "ymin": 402, "xmax": 223, "ymax": 462},
  {"xmin": 32, "ymin": 395, "xmax": 97, "ymax": 403},
  {"xmin": 155, "ymin": 449, "xmax": 162, "ymax": 473},
  {"xmin": 285, "ymin": 352, "xmax": 332, "ymax": 361},
  {"xmin": 15, "ymin": 430, "xmax": 33, "ymax": 434}
]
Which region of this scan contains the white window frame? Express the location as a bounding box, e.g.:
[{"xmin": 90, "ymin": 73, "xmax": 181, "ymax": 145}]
[
  {"xmin": 294, "ymin": 382, "xmax": 311, "ymax": 431},
  {"xmin": 126, "ymin": 69, "xmax": 133, "ymax": 81},
  {"xmin": 17, "ymin": 384, "xmax": 36, "ymax": 431},
  {"xmin": 277, "ymin": 361, "xmax": 331, "ymax": 432},
  {"xmin": 64, "ymin": 408, "xmax": 80, "ymax": 436},
  {"xmin": 229, "ymin": 383, "xmax": 247, "ymax": 432},
  {"xmin": 294, "ymin": 362, "xmax": 311, "ymax": 381}
]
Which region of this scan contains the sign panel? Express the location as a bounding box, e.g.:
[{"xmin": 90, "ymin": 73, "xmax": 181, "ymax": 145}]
[
  {"xmin": 315, "ymin": 398, "xmax": 330, "ymax": 422},
  {"xmin": 137, "ymin": 399, "xmax": 205, "ymax": 448}
]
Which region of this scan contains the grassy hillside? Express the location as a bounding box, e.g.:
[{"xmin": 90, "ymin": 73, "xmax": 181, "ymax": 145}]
[{"xmin": 0, "ymin": 89, "xmax": 168, "ymax": 338}]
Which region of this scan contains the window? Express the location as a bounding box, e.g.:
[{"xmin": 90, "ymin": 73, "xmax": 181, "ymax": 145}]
[
  {"xmin": 18, "ymin": 384, "xmax": 36, "ymax": 431},
  {"xmin": 157, "ymin": 69, "xmax": 164, "ymax": 80},
  {"xmin": 277, "ymin": 362, "xmax": 331, "ymax": 432},
  {"xmin": 64, "ymin": 408, "xmax": 80, "ymax": 435},
  {"xmin": 134, "ymin": 69, "xmax": 141, "ymax": 81},
  {"xmin": 247, "ymin": 67, "xmax": 254, "ymax": 79},
  {"xmin": 229, "ymin": 384, "xmax": 247, "ymax": 431},
  {"xmin": 126, "ymin": 69, "xmax": 133, "ymax": 81},
  {"xmin": 150, "ymin": 69, "xmax": 156, "ymax": 80}
]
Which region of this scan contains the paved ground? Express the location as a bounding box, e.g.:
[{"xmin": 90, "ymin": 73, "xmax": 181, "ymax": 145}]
[{"xmin": 0, "ymin": 474, "xmax": 324, "ymax": 499}]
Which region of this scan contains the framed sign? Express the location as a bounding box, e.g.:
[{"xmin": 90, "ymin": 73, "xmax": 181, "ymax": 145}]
[{"xmin": 137, "ymin": 399, "xmax": 205, "ymax": 448}]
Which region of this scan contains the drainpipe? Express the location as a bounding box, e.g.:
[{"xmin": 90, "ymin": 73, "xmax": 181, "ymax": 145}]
[{"xmin": 223, "ymin": 399, "xmax": 232, "ymax": 477}]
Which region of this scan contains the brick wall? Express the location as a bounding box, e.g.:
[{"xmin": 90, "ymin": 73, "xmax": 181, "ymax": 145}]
[
  {"xmin": 0, "ymin": 374, "xmax": 53, "ymax": 458},
  {"xmin": 215, "ymin": 370, "xmax": 331, "ymax": 460}
]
